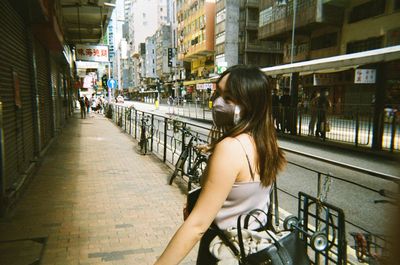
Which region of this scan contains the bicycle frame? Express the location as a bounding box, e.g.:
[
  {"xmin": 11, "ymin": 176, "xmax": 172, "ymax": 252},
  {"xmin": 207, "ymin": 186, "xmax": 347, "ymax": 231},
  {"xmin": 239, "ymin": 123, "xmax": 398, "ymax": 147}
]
[
  {"xmin": 139, "ymin": 115, "xmax": 153, "ymax": 155},
  {"xmin": 169, "ymin": 130, "xmax": 209, "ymax": 187}
]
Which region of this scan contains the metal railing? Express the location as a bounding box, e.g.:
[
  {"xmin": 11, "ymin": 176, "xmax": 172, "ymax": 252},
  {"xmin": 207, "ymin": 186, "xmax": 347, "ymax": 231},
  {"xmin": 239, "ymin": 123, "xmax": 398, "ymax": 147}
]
[
  {"xmin": 108, "ymin": 104, "xmax": 399, "ymax": 264},
  {"xmin": 151, "ymin": 101, "xmax": 399, "ymax": 152}
]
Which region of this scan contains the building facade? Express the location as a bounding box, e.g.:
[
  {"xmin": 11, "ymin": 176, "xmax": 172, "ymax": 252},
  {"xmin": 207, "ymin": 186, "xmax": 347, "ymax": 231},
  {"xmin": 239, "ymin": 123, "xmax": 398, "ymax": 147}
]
[
  {"xmin": 155, "ymin": 25, "xmax": 173, "ymax": 80},
  {"xmin": 178, "ymin": 0, "xmax": 216, "ymax": 79}
]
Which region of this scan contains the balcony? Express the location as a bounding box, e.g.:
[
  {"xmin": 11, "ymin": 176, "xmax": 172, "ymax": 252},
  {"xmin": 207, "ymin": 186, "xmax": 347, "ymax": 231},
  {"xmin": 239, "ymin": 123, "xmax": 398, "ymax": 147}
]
[
  {"xmin": 322, "ymin": 0, "xmax": 348, "ymax": 6},
  {"xmin": 240, "ymin": 0, "xmax": 259, "ymax": 9},
  {"xmin": 258, "ymin": 0, "xmax": 344, "ymax": 40},
  {"xmin": 245, "ymin": 40, "xmax": 283, "ymax": 53},
  {"xmin": 246, "ymin": 18, "xmax": 258, "ymax": 29}
]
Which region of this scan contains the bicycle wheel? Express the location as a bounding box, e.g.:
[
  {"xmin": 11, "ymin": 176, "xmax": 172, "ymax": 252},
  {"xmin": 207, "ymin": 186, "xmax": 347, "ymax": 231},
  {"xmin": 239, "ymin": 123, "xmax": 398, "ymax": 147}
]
[
  {"xmin": 169, "ymin": 154, "xmax": 186, "ymax": 185},
  {"xmin": 139, "ymin": 139, "xmax": 146, "ymax": 155}
]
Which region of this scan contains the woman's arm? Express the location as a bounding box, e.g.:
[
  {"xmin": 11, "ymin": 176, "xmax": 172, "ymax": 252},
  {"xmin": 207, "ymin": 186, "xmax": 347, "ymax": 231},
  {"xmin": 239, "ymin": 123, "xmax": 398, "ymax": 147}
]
[{"xmin": 154, "ymin": 137, "xmax": 243, "ymax": 265}]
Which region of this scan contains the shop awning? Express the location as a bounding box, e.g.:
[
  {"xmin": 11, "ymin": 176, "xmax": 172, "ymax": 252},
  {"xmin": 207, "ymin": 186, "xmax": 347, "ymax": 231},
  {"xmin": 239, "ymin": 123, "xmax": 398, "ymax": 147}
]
[{"xmin": 261, "ymin": 45, "xmax": 400, "ymax": 76}]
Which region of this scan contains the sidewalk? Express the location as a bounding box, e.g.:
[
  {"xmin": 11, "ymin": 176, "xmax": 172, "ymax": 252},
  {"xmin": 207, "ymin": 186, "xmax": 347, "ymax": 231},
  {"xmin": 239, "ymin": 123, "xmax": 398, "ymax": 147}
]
[{"xmin": 0, "ymin": 113, "xmax": 197, "ymax": 265}]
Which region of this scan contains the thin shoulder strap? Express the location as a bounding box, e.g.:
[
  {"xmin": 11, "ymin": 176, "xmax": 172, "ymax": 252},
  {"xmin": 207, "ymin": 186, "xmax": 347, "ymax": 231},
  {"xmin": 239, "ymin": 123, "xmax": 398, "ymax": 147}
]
[{"xmin": 233, "ymin": 137, "xmax": 255, "ymax": 180}]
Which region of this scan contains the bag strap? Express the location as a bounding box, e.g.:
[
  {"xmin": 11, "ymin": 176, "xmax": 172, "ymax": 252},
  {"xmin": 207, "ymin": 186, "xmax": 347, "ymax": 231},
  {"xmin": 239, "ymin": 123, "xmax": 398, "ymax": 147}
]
[
  {"xmin": 237, "ymin": 210, "xmax": 293, "ymax": 265},
  {"xmin": 233, "ymin": 137, "xmax": 255, "ymax": 180},
  {"xmin": 273, "ymin": 181, "xmax": 280, "ymax": 227}
]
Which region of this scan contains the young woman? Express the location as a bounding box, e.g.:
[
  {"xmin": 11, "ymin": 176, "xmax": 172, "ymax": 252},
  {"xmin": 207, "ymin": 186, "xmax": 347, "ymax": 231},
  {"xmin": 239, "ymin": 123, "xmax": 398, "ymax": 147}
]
[{"xmin": 154, "ymin": 65, "xmax": 286, "ymax": 265}]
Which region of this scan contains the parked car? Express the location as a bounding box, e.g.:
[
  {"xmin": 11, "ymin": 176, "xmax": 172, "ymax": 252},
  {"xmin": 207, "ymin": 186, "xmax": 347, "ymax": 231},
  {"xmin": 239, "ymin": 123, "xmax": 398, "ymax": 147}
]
[{"xmin": 116, "ymin": 95, "xmax": 124, "ymax": 103}]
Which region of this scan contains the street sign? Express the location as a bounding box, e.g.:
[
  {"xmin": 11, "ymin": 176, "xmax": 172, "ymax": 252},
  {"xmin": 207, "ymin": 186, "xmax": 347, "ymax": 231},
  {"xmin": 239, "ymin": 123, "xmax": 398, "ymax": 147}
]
[
  {"xmin": 167, "ymin": 48, "xmax": 173, "ymax": 67},
  {"xmin": 107, "ymin": 78, "xmax": 117, "ymax": 89}
]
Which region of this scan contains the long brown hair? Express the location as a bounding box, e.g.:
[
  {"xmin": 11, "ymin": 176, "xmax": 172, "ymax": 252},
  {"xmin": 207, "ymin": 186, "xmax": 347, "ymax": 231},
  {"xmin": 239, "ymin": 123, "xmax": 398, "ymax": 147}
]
[{"xmin": 212, "ymin": 65, "xmax": 286, "ymax": 187}]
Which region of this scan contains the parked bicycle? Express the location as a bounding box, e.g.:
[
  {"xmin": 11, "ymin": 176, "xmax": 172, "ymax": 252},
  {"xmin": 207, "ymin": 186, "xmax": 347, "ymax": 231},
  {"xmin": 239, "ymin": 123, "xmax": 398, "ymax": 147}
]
[
  {"xmin": 169, "ymin": 127, "xmax": 209, "ymax": 190},
  {"xmin": 138, "ymin": 114, "xmax": 153, "ymax": 155}
]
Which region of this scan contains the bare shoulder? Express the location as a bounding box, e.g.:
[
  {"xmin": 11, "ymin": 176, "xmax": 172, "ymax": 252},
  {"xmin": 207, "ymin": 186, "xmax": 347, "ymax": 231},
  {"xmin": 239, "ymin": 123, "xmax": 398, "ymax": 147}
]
[
  {"xmin": 215, "ymin": 136, "xmax": 240, "ymax": 150},
  {"xmin": 214, "ymin": 134, "xmax": 253, "ymax": 155}
]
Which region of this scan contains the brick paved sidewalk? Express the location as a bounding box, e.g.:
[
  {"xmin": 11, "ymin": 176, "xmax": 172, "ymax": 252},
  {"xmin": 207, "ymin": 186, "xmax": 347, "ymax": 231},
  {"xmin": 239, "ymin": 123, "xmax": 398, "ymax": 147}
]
[{"xmin": 0, "ymin": 113, "xmax": 198, "ymax": 265}]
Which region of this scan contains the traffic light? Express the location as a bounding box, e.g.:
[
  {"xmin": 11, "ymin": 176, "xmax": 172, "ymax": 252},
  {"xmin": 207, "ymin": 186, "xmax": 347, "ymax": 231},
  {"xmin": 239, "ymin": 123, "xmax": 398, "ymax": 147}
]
[
  {"xmin": 101, "ymin": 74, "xmax": 108, "ymax": 88},
  {"xmin": 167, "ymin": 48, "xmax": 173, "ymax": 67}
]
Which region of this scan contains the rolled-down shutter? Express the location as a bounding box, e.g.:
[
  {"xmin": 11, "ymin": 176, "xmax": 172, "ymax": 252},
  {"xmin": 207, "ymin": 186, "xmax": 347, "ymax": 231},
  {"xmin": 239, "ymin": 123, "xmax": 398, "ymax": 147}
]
[
  {"xmin": 0, "ymin": 0, "xmax": 35, "ymax": 191},
  {"xmin": 35, "ymin": 40, "xmax": 54, "ymax": 148}
]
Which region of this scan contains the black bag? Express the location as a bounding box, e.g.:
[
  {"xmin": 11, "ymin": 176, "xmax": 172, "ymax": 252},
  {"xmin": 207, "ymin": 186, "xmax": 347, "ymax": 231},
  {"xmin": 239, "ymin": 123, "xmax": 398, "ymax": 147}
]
[
  {"xmin": 242, "ymin": 230, "xmax": 311, "ymax": 265},
  {"xmin": 240, "ymin": 209, "xmax": 310, "ymax": 265},
  {"xmin": 213, "ymin": 208, "xmax": 311, "ymax": 265}
]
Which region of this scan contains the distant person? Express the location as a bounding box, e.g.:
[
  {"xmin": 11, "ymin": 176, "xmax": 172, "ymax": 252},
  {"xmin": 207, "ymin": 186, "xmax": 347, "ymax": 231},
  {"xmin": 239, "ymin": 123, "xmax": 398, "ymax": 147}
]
[
  {"xmin": 308, "ymin": 91, "xmax": 320, "ymax": 136},
  {"xmin": 280, "ymin": 89, "xmax": 291, "ymax": 133},
  {"xmin": 272, "ymin": 89, "xmax": 281, "ymax": 131},
  {"xmin": 168, "ymin": 96, "xmax": 174, "ymax": 114},
  {"xmin": 91, "ymin": 95, "xmax": 97, "ymax": 112},
  {"xmin": 315, "ymin": 90, "xmax": 331, "ymax": 139},
  {"xmin": 84, "ymin": 96, "xmax": 90, "ymax": 114},
  {"xmin": 79, "ymin": 97, "xmax": 86, "ymax": 119}
]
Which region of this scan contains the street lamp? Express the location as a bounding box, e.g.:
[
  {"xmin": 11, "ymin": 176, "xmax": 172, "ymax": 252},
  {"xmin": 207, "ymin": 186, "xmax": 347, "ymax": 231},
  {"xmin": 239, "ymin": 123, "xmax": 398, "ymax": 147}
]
[
  {"xmin": 278, "ymin": 0, "xmax": 298, "ymax": 134},
  {"xmin": 290, "ymin": 0, "xmax": 297, "ymax": 65}
]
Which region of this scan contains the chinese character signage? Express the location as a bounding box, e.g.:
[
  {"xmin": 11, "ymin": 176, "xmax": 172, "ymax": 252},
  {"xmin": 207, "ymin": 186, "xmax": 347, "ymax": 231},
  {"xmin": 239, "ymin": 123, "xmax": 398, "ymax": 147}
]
[
  {"xmin": 75, "ymin": 44, "xmax": 109, "ymax": 62},
  {"xmin": 354, "ymin": 69, "xmax": 376, "ymax": 84},
  {"xmin": 196, "ymin": 83, "xmax": 213, "ymax": 90}
]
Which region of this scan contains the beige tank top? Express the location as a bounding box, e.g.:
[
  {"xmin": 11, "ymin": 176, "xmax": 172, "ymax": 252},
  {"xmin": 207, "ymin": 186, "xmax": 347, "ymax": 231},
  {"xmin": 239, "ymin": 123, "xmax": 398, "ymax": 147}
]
[{"xmin": 214, "ymin": 138, "xmax": 272, "ymax": 230}]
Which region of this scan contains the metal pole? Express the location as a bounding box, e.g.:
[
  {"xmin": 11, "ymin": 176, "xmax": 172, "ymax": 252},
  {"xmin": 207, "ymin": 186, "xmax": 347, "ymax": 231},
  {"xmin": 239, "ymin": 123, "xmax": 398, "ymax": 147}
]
[
  {"xmin": 289, "ymin": 0, "xmax": 297, "ymax": 94},
  {"xmin": 163, "ymin": 117, "xmax": 168, "ymax": 162},
  {"xmin": 0, "ymin": 102, "xmax": 5, "ymax": 206},
  {"xmin": 290, "ymin": 0, "xmax": 297, "ymax": 65},
  {"xmin": 108, "ymin": 61, "xmax": 111, "ymax": 103}
]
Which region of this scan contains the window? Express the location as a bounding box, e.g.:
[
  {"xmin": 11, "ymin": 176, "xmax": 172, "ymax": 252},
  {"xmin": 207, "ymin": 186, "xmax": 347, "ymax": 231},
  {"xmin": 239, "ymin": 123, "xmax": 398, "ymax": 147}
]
[
  {"xmin": 311, "ymin": 32, "xmax": 338, "ymax": 50},
  {"xmin": 346, "ymin": 36, "xmax": 383, "ymax": 53},
  {"xmin": 259, "ymin": 7, "xmax": 272, "ymax": 27},
  {"xmin": 216, "ymin": 9, "xmax": 226, "ymax": 24},
  {"xmin": 216, "ymin": 32, "xmax": 226, "ymax": 45},
  {"xmin": 348, "ymin": 0, "xmax": 386, "ymax": 23},
  {"xmin": 387, "ymin": 28, "xmax": 400, "ymax": 46}
]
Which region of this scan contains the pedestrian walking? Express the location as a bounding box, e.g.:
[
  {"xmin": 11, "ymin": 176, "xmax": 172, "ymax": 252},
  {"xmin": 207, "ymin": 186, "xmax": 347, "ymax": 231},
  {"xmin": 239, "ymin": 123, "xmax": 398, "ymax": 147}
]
[
  {"xmin": 315, "ymin": 90, "xmax": 331, "ymax": 139},
  {"xmin": 84, "ymin": 96, "xmax": 90, "ymax": 114},
  {"xmin": 280, "ymin": 89, "xmax": 291, "ymax": 133},
  {"xmin": 168, "ymin": 95, "xmax": 174, "ymax": 114},
  {"xmin": 79, "ymin": 97, "xmax": 86, "ymax": 119},
  {"xmin": 154, "ymin": 65, "xmax": 286, "ymax": 265},
  {"xmin": 308, "ymin": 91, "xmax": 320, "ymax": 136},
  {"xmin": 272, "ymin": 89, "xmax": 281, "ymax": 131}
]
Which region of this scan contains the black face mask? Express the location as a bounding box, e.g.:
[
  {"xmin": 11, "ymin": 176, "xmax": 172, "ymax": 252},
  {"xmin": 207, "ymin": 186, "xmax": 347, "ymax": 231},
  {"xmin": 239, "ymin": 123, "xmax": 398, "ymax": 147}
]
[{"xmin": 212, "ymin": 97, "xmax": 241, "ymax": 127}]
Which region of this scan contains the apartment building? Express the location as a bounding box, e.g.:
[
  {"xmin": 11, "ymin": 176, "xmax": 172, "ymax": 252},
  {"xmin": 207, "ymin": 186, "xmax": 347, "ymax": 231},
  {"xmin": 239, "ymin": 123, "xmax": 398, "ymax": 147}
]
[
  {"xmin": 178, "ymin": 0, "xmax": 216, "ymax": 79},
  {"xmin": 258, "ymin": 0, "xmax": 400, "ymax": 112},
  {"xmin": 155, "ymin": 25, "xmax": 173, "ymax": 80},
  {"xmin": 214, "ymin": 0, "xmax": 283, "ymax": 72}
]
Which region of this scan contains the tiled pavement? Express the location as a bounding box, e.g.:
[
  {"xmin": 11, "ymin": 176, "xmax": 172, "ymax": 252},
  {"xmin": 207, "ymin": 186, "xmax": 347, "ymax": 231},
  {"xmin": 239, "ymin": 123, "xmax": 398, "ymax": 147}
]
[{"xmin": 0, "ymin": 113, "xmax": 197, "ymax": 265}]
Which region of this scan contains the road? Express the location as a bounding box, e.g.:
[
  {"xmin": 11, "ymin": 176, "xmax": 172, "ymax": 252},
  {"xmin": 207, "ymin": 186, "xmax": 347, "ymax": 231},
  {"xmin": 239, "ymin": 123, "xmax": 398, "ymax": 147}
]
[{"xmin": 118, "ymin": 100, "xmax": 399, "ymax": 248}]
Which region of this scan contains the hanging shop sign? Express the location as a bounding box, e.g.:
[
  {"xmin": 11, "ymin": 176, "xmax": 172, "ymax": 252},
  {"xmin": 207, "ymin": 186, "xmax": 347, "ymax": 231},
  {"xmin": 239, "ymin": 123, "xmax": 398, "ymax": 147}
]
[
  {"xmin": 75, "ymin": 44, "xmax": 109, "ymax": 62},
  {"xmin": 196, "ymin": 83, "xmax": 213, "ymax": 90},
  {"xmin": 354, "ymin": 69, "xmax": 376, "ymax": 84}
]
